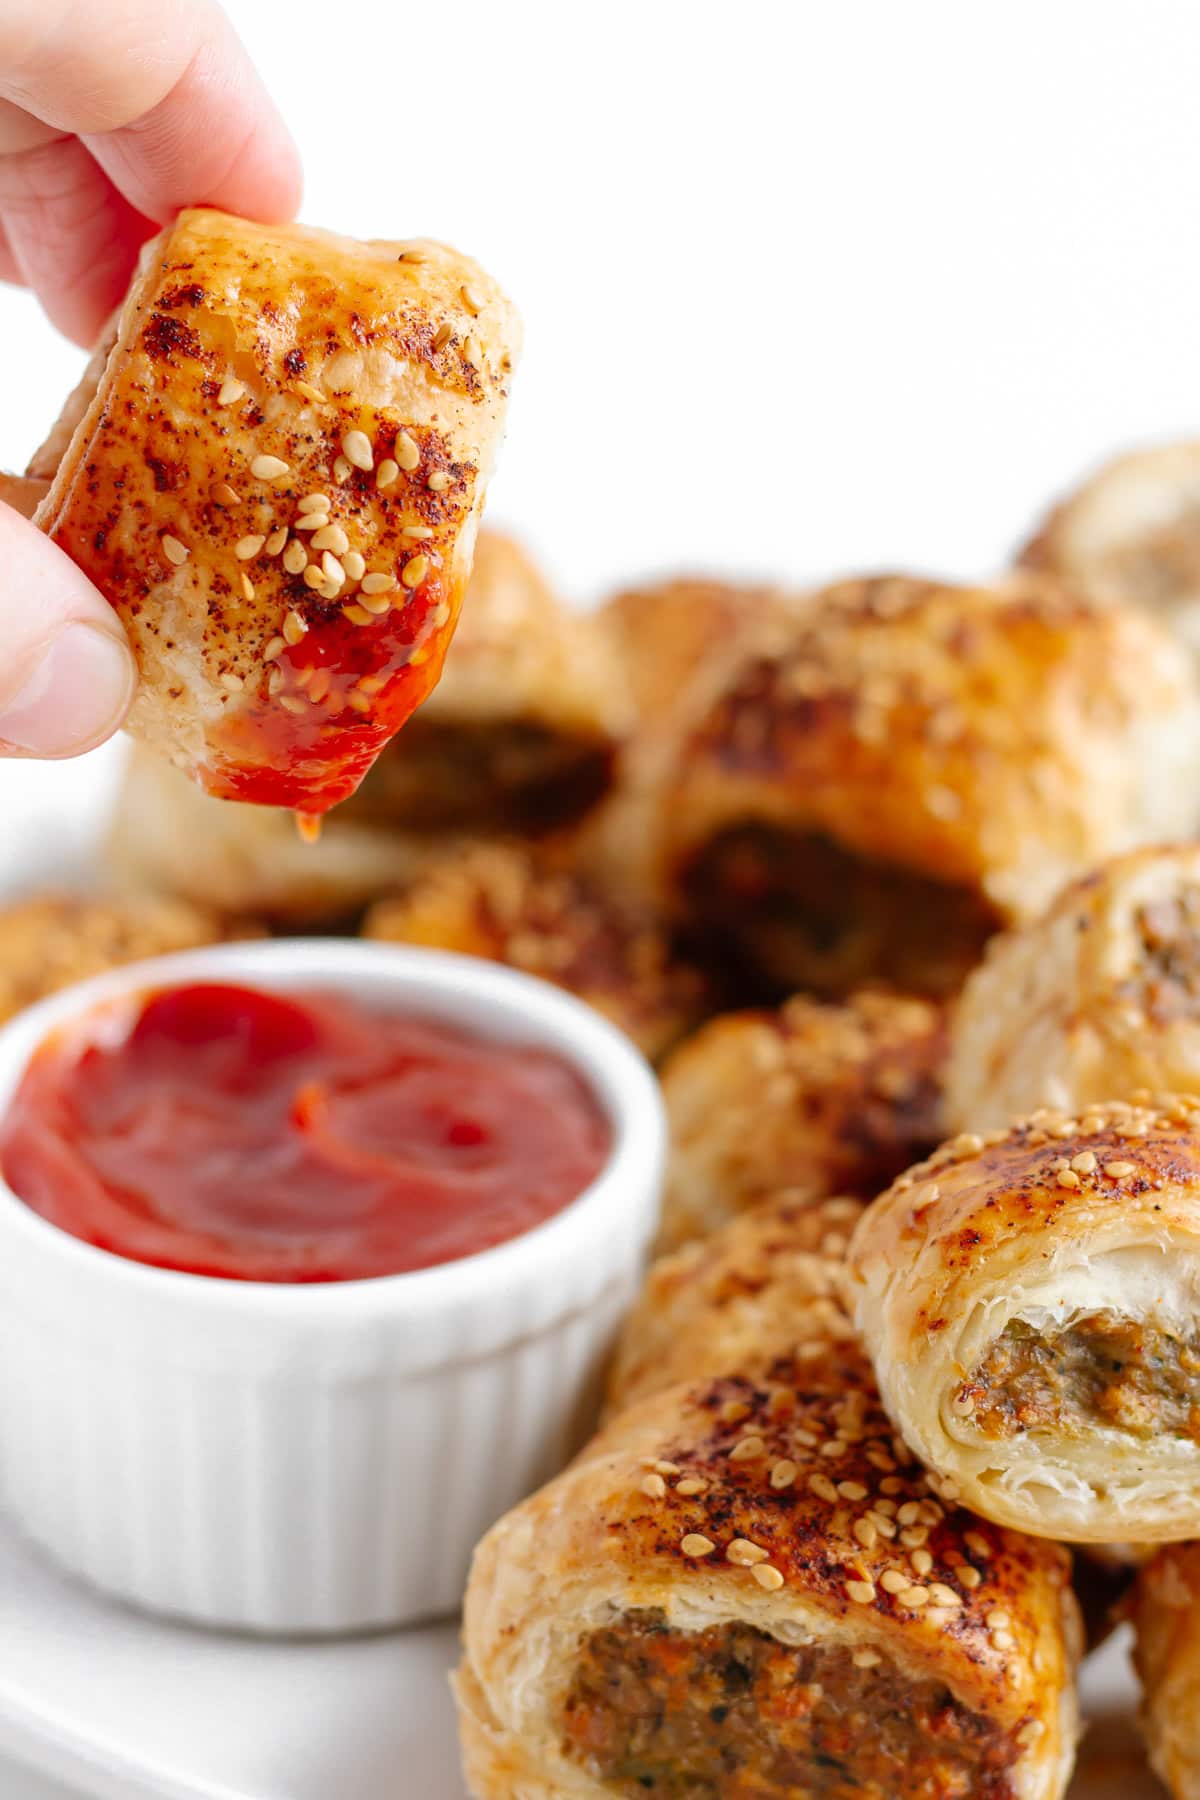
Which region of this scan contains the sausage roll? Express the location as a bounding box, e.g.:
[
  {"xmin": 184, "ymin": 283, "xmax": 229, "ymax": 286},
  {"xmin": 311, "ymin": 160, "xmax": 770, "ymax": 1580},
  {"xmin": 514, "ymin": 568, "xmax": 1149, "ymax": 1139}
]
[
  {"xmin": 947, "ymin": 845, "xmax": 1200, "ymax": 1133},
  {"xmin": 652, "ymin": 573, "xmax": 1200, "ymax": 998},
  {"xmin": 363, "ymin": 841, "xmax": 708, "ymax": 1062},
  {"xmin": 606, "ymin": 1191, "xmax": 864, "ymax": 1414},
  {"xmin": 1133, "ymin": 1543, "xmax": 1200, "ymax": 1797},
  {"xmin": 849, "ymin": 1097, "xmax": 1200, "ymax": 1543},
  {"xmin": 0, "ymin": 893, "xmax": 253, "ymax": 1025},
  {"xmin": 0, "ymin": 471, "xmax": 49, "ymax": 520},
  {"xmin": 30, "ymin": 208, "xmax": 519, "ymax": 814},
  {"xmin": 458, "ymin": 1290, "xmax": 1081, "ymax": 1797},
  {"xmin": 658, "ymin": 989, "xmax": 945, "ymax": 1249},
  {"xmin": 600, "ymin": 577, "xmax": 792, "ymax": 726},
  {"xmin": 1020, "ymin": 441, "xmax": 1200, "ymax": 653}
]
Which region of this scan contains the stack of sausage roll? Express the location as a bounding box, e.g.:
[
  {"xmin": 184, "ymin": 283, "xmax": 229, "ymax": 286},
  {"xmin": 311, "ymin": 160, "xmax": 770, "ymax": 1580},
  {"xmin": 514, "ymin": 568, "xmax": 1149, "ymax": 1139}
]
[{"xmin": 14, "ymin": 223, "xmax": 1200, "ymax": 1793}]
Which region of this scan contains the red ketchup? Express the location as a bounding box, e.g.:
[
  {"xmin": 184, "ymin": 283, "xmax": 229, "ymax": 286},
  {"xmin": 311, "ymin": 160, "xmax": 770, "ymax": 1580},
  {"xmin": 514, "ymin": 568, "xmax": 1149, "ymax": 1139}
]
[{"xmin": 0, "ymin": 984, "xmax": 611, "ymax": 1283}]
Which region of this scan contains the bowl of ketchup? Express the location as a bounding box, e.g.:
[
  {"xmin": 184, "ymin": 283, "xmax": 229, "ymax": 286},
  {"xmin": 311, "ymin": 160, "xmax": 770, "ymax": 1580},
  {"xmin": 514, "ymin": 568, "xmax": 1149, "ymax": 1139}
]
[{"xmin": 0, "ymin": 940, "xmax": 666, "ymax": 1635}]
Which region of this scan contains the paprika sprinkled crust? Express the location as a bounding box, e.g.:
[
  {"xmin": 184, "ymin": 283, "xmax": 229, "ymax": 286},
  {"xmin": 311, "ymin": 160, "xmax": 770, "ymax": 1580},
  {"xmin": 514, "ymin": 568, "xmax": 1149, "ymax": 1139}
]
[
  {"xmin": 458, "ymin": 1239, "xmax": 1081, "ymax": 1798},
  {"xmin": 651, "ymin": 572, "xmax": 1200, "ymax": 997},
  {"xmin": 947, "ymin": 844, "xmax": 1200, "ymax": 1134},
  {"xmin": 657, "ymin": 989, "xmax": 945, "ymax": 1250},
  {"xmin": 30, "ymin": 209, "xmax": 520, "ymax": 814},
  {"xmin": 1133, "ymin": 1543, "xmax": 1200, "ymax": 1798},
  {"xmin": 849, "ymin": 1098, "xmax": 1200, "ymax": 1543}
]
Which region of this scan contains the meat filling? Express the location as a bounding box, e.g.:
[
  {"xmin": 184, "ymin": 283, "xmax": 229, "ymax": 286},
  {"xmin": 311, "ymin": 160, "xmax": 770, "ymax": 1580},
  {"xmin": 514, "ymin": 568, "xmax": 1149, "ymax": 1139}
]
[
  {"xmin": 961, "ymin": 1312, "xmax": 1200, "ymax": 1443},
  {"xmin": 561, "ymin": 1611, "xmax": 1019, "ymax": 1800},
  {"xmin": 684, "ymin": 825, "xmax": 998, "ymax": 999}
]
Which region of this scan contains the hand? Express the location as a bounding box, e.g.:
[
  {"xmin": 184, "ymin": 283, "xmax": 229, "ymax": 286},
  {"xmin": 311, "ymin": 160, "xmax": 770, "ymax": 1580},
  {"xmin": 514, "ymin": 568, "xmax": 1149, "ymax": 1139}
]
[{"xmin": 0, "ymin": 0, "xmax": 301, "ymax": 759}]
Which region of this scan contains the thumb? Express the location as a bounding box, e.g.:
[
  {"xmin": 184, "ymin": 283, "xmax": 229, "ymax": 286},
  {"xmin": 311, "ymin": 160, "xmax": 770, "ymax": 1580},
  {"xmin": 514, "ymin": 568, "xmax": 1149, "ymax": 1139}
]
[{"xmin": 0, "ymin": 492, "xmax": 136, "ymax": 760}]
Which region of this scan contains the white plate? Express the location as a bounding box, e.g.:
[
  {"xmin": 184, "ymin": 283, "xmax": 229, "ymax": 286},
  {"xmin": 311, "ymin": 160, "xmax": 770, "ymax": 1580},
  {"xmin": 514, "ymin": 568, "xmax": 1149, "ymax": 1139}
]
[{"xmin": 0, "ymin": 748, "xmax": 1168, "ymax": 1800}]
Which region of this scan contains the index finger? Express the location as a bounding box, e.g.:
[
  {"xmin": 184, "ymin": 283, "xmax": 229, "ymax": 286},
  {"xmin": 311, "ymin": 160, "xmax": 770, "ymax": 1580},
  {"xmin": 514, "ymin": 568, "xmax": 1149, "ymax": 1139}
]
[{"xmin": 0, "ymin": 0, "xmax": 301, "ymax": 225}]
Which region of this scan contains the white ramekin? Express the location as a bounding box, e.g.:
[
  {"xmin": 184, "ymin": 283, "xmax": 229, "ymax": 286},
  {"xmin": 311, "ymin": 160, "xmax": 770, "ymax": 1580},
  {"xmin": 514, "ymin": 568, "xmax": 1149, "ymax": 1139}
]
[{"xmin": 0, "ymin": 940, "xmax": 665, "ymax": 1635}]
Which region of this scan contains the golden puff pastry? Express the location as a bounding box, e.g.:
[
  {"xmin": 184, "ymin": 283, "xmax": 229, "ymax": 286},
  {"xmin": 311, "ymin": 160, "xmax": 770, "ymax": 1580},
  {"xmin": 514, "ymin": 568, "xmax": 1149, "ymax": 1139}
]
[
  {"xmin": 849, "ymin": 1097, "xmax": 1200, "ymax": 1543},
  {"xmin": 362, "ymin": 841, "xmax": 708, "ymax": 1062},
  {"xmin": 0, "ymin": 471, "xmax": 49, "ymax": 520},
  {"xmin": 31, "ymin": 209, "xmax": 519, "ymax": 814},
  {"xmin": 947, "ymin": 844, "xmax": 1200, "ymax": 1133},
  {"xmin": 605, "ymin": 1191, "xmax": 864, "ymax": 1414},
  {"xmin": 458, "ymin": 1316, "xmax": 1081, "ymax": 1797},
  {"xmin": 658, "ymin": 989, "xmax": 945, "ymax": 1250},
  {"xmin": 0, "ymin": 892, "xmax": 254, "ymax": 1025},
  {"xmin": 1020, "ymin": 441, "xmax": 1200, "ymax": 654},
  {"xmin": 600, "ymin": 577, "xmax": 791, "ymax": 726},
  {"xmin": 1133, "ymin": 1543, "xmax": 1200, "ymax": 1797},
  {"xmin": 652, "ymin": 573, "xmax": 1200, "ymax": 998}
]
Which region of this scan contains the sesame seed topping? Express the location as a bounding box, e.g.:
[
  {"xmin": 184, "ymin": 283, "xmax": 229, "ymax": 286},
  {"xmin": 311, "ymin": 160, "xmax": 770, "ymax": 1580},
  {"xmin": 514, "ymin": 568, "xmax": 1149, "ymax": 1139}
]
[
  {"xmin": 809, "ymin": 1474, "xmax": 838, "ymax": 1503},
  {"xmin": 880, "ymin": 1570, "xmax": 909, "ymax": 1594},
  {"xmin": 929, "ymin": 1584, "xmax": 961, "ymax": 1608},
  {"xmin": 251, "ymin": 454, "xmax": 290, "ymax": 481},
  {"xmin": 910, "ymin": 1549, "xmax": 934, "ymax": 1577},
  {"xmin": 266, "ymin": 666, "xmax": 283, "ymax": 696},
  {"xmin": 752, "ymin": 1564, "xmax": 785, "ymax": 1592},
  {"xmin": 681, "ymin": 1534, "xmax": 714, "ymax": 1559},
  {"xmin": 282, "ymin": 610, "xmax": 308, "ymax": 645},
  {"xmin": 265, "ymin": 527, "xmax": 289, "ymax": 556},
  {"xmin": 838, "ymin": 1481, "xmax": 868, "ymax": 1503},
  {"xmin": 312, "ymin": 524, "xmax": 351, "ymax": 556},
  {"xmin": 394, "ymin": 431, "xmax": 420, "ymax": 472},
  {"xmin": 240, "ymin": 574, "xmax": 255, "ymax": 601},
  {"xmin": 402, "ymin": 554, "xmax": 430, "ymax": 588},
  {"xmin": 852, "ymin": 1649, "xmax": 881, "ymax": 1669},
  {"xmin": 960, "ymin": 1566, "xmax": 983, "ymax": 1590},
  {"xmin": 952, "ymin": 1390, "xmax": 976, "ymax": 1417},
  {"xmin": 161, "ymin": 533, "xmax": 188, "ymax": 566},
  {"xmin": 375, "ymin": 459, "xmax": 399, "ymax": 491},
  {"xmin": 729, "ymin": 1436, "xmax": 766, "ymax": 1463},
  {"xmin": 302, "ymin": 564, "xmax": 326, "ymax": 590},
  {"xmin": 900, "ymin": 1527, "xmax": 929, "ymax": 1550},
  {"xmin": 769, "ymin": 1460, "xmax": 797, "ymax": 1491},
  {"xmin": 853, "ymin": 1519, "xmax": 878, "ymax": 1550},
  {"xmin": 965, "ymin": 1533, "xmax": 991, "ymax": 1560},
  {"xmin": 897, "ymin": 1503, "xmax": 921, "ymax": 1526},
  {"xmin": 294, "ymin": 514, "xmax": 330, "ymax": 533},
  {"xmin": 321, "ymin": 551, "xmax": 346, "ymax": 587},
  {"xmin": 235, "ymin": 535, "xmax": 265, "ymax": 561},
  {"xmin": 210, "ymin": 482, "xmax": 240, "ymax": 507},
  {"xmin": 298, "ymin": 493, "xmax": 332, "ymax": 514},
  {"xmin": 283, "ymin": 540, "xmax": 308, "ymax": 575},
  {"xmin": 427, "ymin": 470, "xmax": 452, "ymax": 493},
  {"xmin": 358, "ymin": 591, "xmax": 392, "ymax": 616},
  {"xmin": 727, "ymin": 1539, "xmax": 769, "ymax": 1567},
  {"xmin": 361, "ymin": 572, "xmax": 397, "ymax": 596},
  {"xmin": 333, "ymin": 455, "xmax": 352, "ymax": 484},
  {"xmin": 347, "ymin": 690, "xmax": 372, "ymax": 713},
  {"xmin": 640, "ymin": 1473, "xmax": 666, "ymax": 1500},
  {"xmin": 278, "ymin": 694, "xmax": 307, "ymax": 714},
  {"xmin": 1104, "ymin": 1161, "xmax": 1137, "ymax": 1179},
  {"xmin": 897, "ymin": 1586, "xmax": 930, "ymax": 1609},
  {"xmin": 1072, "ymin": 1151, "xmax": 1097, "ymax": 1174},
  {"xmin": 401, "ymin": 524, "xmax": 434, "ymax": 540},
  {"xmin": 992, "ymin": 1630, "xmax": 1016, "ymax": 1651},
  {"xmin": 461, "ymin": 283, "xmax": 484, "ymax": 314},
  {"xmin": 343, "ymin": 551, "xmax": 366, "ymax": 582},
  {"xmin": 218, "ymin": 671, "xmax": 243, "ymax": 692},
  {"xmin": 342, "ymin": 604, "xmax": 373, "ymax": 626},
  {"xmin": 463, "ymin": 334, "xmax": 483, "ymax": 369},
  {"xmin": 308, "ymin": 668, "xmax": 331, "ymax": 704},
  {"xmin": 263, "ymin": 635, "xmax": 285, "ymax": 662},
  {"xmin": 217, "ymin": 377, "xmax": 245, "ymax": 406},
  {"xmin": 432, "ymin": 321, "xmax": 453, "ymax": 351},
  {"xmin": 1056, "ymin": 1169, "xmax": 1080, "ymax": 1189},
  {"xmin": 986, "ymin": 1609, "xmax": 1010, "ymax": 1629},
  {"xmin": 675, "ymin": 1478, "xmax": 707, "ymax": 1497},
  {"xmin": 342, "ymin": 430, "xmax": 374, "ymax": 472},
  {"xmin": 846, "ymin": 1581, "xmax": 876, "ymax": 1605}
]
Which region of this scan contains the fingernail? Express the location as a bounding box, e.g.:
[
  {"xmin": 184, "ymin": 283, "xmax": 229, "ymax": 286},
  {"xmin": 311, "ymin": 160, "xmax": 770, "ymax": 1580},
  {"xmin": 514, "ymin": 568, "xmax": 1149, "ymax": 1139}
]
[{"xmin": 0, "ymin": 622, "xmax": 135, "ymax": 759}]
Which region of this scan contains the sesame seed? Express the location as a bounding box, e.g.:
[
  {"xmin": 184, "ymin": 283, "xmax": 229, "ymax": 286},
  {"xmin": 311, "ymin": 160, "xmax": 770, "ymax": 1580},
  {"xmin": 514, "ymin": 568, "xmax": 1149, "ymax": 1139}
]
[
  {"xmin": 965, "ymin": 1533, "xmax": 991, "ymax": 1560},
  {"xmin": 282, "ymin": 610, "xmax": 308, "ymax": 645},
  {"xmin": 769, "ymin": 1460, "xmax": 797, "ymax": 1491},
  {"xmin": 308, "ymin": 669, "xmax": 331, "ymax": 704},
  {"xmin": 960, "ymin": 1566, "xmax": 982, "ymax": 1590},
  {"xmin": 303, "ymin": 564, "xmax": 326, "ymax": 590},
  {"xmin": 640, "ymin": 1473, "xmax": 666, "ymax": 1500},
  {"xmin": 358, "ymin": 591, "xmax": 392, "ymax": 615},
  {"xmin": 952, "ymin": 1390, "xmax": 976, "ymax": 1417},
  {"xmin": 432, "ymin": 321, "xmax": 453, "ymax": 351},
  {"xmin": 361, "ymin": 572, "xmax": 397, "ymax": 596},
  {"xmin": 218, "ymin": 671, "xmax": 243, "ymax": 692},
  {"xmin": 283, "ymin": 540, "xmax": 308, "ymax": 575},
  {"xmin": 402, "ymin": 554, "xmax": 430, "ymax": 588},
  {"xmin": 897, "ymin": 1586, "xmax": 930, "ymax": 1609},
  {"xmin": 394, "ymin": 431, "xmax": 420, "ymax": 472},
  {"xmin": 266, "ymin": 667, "xmax": 283, "ymax": 696},
  {"xmin": 464, "ymin": 334, "xmax": 483, "ymax": 369},
  {"xmin": 342, "ymin": 604, "xmax": 373, "ymax": 626},
  {"xmin": 218, "ymin": 377, "xmax": 245, "ymax": 406},
  {"xmin": 846, "ymin": 1581, "xmax": 876, "ymax": 1605},
  {"xmin": 333, "ymin": 456, "xmax": 352, "ymax": 483},
  {"xmin": 319, "ymin": 579, "xmax": 341, "ymax": 602},
  {"xmin": 752, "ymin": 1564, "xmax": 785, "ymax": 1592},
  {"xmin": 347, "ymin": 690, "xmax": 372, "ymax": 713},
  {"xmin": 1018, "ymin": 1721, "xmax": 1044, "ymax": 1746},
  {"xmin": 295, "ymin": 494, "xmax": 328, "ymax": 515},
  {"xmin": 240, "ymin": 574, "xmax": 255, "ymax": 601},
  {"xmin": 1056, "ymin": 1169, "xmax": 1080, "ymax": 1189},
  {"xmin": 1072, "ymin": 1151, "xmax": 1097, "ymax": 1174},
  {"xmin": 880, "ymin": 1570, "xmax": 908, "ymax": 1594},
  {"xmin": 900, "ymin": 1527, "xmax": 929, "ymax": 1550},
  {"xmin": 986, "ymin": 1609, "xmax": 1010, "ymax": 1629},
  {"xmin": 910, "ymin": 1549, "xmax": 933, "ymax": 1577},
  {"xmin": 1104, "ymin": 1161, "xmax": 1137, "ymax": 1179},
  {"xmin": 729, "ymin": 1436, "xmax": 765, "ymax": 1463},
  {"xmin": 929, "ymin": 1584, "xmax": 961, "ymax": 1608},
  {"xmin": 461, "ymin": 283, "xmax": 484, "ymax": 314},
  {"xmin": 427, "ymin": 470, "xmax": 452, "ymax": 493},
  {"xmin": 879, "ymin": 1477, "xmax": 905, "ymax": 1497},
  {"xmin": 161, "ymin": 533, "xmax": 188, "ymax": 566},
  {"xmin": 375, "ymin": 459, "xmax": 399, "ymax": 491},
  {"xmin": 341, "ymin": 550, "xmax": 365, "ymax": 583},
  {"xmin": 819, "ymin": 1440, "xmax": 846, "ymax": 1460},
  {"xmin": 236, "ymin": 535, "xmax": 265, "ymax": 561},
  {"xmin": 278, "ymin": 694, "xmax": 308, "ymax": 714},
  {"xmin": 312, "ymin": 524, "xmax": 351, "ymax": 555},
  {"xmin": 265, "ymin": 527, "xmax": 289, "ymax": 556},
  {"xmin": 401, "ymin": 525, "xmax": 434, "ymax": 540},
  {"xmin": 342, "ymin": 430, "xmax": 374, "ymax": 472},
  {"xmin": 838, "ymin": 1481, "xmax": 868, "ymax": 1503},
  {"xmin": 809, "ymin": 1474, "xmax": 838, "ymax": 1503},
  {"xmin": 853, "ymin": 1519, "xmax": 878, "ymax": 1550},
  {"xmin": 321, "ymin": 551, "xmax": 346, "ymax": 586},
  {"xmin": 263, "ymin": 636, "xmax": 285, "ymax": 662},
  {"xmin": 675, "ymin": 1477, "xmax": 706, "ymax": 1497},
  {"xmin": 210, "ymin": 482, "xmax": 241, "ymax": 507},
  {"xmin": 852, "ymin": 1650, "xmax": 881, "ymax": 1669},
  {"xmin": 681, "ymin": 1535, "xmax": 714, "ymax": 1559},
  {"xmin": 251, "ymin": 455, "xmax": 290, "ymax": 481},
  {"xmin": 992, "ymin": 1630, "xmax": 1016, "ymax": 1651},
  {"xmin": 294, "ymin": 514, "xmax": 330, "ymax": 534},
  {"xmin": 294, "ymin": 381, "xmax": 326, "ymax": 405},
  {"xmin": 727, "ymin": 1539, "xmax": 769, "ymax": 1567},
  {"xmin": 897, "ymin": 1503, "xmax": 921, "ymax": 1526}
]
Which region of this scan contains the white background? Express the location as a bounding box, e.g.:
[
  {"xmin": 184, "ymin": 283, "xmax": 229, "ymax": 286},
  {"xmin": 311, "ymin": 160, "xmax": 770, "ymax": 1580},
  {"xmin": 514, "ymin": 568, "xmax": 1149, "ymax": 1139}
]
[{"xmin": 0, "ymin": 1, "xmax": 1195, "ymax": 1792}]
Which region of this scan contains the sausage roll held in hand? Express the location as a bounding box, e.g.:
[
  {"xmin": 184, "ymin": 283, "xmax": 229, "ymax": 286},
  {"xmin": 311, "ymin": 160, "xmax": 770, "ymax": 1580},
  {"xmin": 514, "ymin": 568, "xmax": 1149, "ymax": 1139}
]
[
  {"xmin": 658, "ymin": 989, "xmax": 945, "ymax": 1249},
  {"xmin": 458, "ymin": 1219, "xmax": 1082, "ymax": 1798},
  {"xmin": 651, "ymin": 573, "xmax": 1200, "ymax": 998},
  {"xmin": 30, "ymin": 209, "xmax": 519, "ymax": 814},
  {"xmin": 849, "ymin": 1097, "xmax": 1200, "ymax": 1544},
  {"xmin": 947, "ymin": 845, "xmax": 1200, "ymax": 1133},
  {"xmin": 1020, "ymin": 440, "xmax": 1200, "ymax": 654},
  {"xmin": 1133, "ymin": 1543, "xmax": 1200, "ymax": 1798},
  {"xmin": 363, "ymin": 841, "xmax": 707, "ymax": 1062}
]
